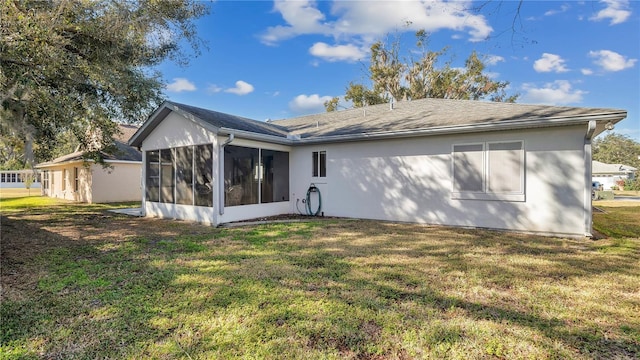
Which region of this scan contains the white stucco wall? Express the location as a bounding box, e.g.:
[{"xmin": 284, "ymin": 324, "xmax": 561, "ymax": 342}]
[
  {"xmin": 289, "ymin": 125, "xmax": 588, "ymax": 237},
  {"xmin": 90, "ymin": 162, "xmax": 142, "ymax": 203},
  {"xmin": 138, "ymin": 109, "xmax": 591, "ymax": 236}
]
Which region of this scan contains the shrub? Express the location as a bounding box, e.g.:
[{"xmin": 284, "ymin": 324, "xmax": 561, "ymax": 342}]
[{"xmin": 624, "ymin": 177, "xmax": 640, "ymax": 191}]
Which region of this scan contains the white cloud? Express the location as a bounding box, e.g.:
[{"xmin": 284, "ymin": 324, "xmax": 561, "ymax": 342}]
[
  {"xmin": 522, "ymin": 80, "xmax": 586, "ymax": 105},
  {"xmin": 309, "ymin": 42, "xmax": 366, "ymax": 62},
  {"xmin": 589, "ymin": 50, "xmax": 637, "ymax": 71},
  {"xmin": 225, "ymin": 80, "xmax": 255, "ymax": 95},
  {"xmin": 289, "ymin": 94, "xmax": 334, "ymax": 114},
  {"xmin": 485, "ymin": 55, "xmax": 505, "ymax": 66},
  {"xmin": 581, "ymin": 68, "xmax": 594, "ymax": 75},
  {"xmin": 166, "ymin": 78, "xmax": 196, "ymax": 93},
  {"xmin": 207, "ymin": 84, "xmax": 222, "ymax": 94},
  {"xmin": 590, "ymin": 0, "xmax": 631, "ymax": 25},
  {"xmin": 261, "ymin": 0, "xmax": 493, "ymax": 46},
  {"xmin": 533, "ymin": 53, "xmax": 569, "ymax": 73},
  {"xmin": 544, "ymin": 4, "xmax": 570, "ymax": 16}
]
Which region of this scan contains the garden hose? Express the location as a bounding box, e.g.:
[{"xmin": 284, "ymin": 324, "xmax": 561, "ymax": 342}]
[{"xmin": 305, "ymin": 183, "xmax": 322, "ymax": 216}]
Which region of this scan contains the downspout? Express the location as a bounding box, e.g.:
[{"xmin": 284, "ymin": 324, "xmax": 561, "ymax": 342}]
[
  {"xmin": 218, "ymin": 134, "xmax": 234, "ymax": 215},
  {"xmin": 583, "ymin": 120, "xmax": 597, "ymax": 237}
]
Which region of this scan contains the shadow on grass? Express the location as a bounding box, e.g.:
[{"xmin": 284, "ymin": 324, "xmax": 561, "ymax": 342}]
[{"xmin": 1, "ymin": 210, "xmax": 639, "ymax": 358}]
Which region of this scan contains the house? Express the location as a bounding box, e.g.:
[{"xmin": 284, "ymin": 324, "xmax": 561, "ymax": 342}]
[
  {"xmin": 128, "ymin": 99, "xmax": 627, "ymax": 238},
  {"xmin": 36, "ymin": 124, "xmax": 142, "ymax": 203},
  {"xmin": 0, "ymin": 169, "xmax": 40, "ymax": 189},
  {"xmin": 592, "ymin": 160, "xmax": 637, "ymax": 190}
]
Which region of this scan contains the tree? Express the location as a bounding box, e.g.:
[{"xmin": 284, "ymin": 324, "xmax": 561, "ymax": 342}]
[
  {"xmin": 325, "ymin": 30, "xmax": 517, "ymax": 112},
  {"xmin": 1, "ymin": 0, "xmax": 209, "ymax": 168},
  {"xmin": 593, "ymin": 132, "xmax": 640, "ymax": 170}
]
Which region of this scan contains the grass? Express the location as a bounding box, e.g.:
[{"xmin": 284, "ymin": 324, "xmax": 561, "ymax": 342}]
[{"xmin": 1, "ymin": 193, "xmax": 639, "ymax": 359}]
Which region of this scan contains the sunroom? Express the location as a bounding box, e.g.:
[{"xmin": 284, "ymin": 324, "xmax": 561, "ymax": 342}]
[{"xmin": 131, "ymin": 101, "xmax": 293, "ymax": 225}]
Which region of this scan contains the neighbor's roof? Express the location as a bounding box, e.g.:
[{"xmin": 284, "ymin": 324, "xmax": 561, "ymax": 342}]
[
  {"xmin": 129, "ymin": 98, "xmax": 627, "ymax": 147},
  {"xmin": 593, "ymin": 160, "xmax": 637, "ymax": 174},
  {"xmin": 36, "ymin": 124, "xmax": 141, "ymax": 168}
]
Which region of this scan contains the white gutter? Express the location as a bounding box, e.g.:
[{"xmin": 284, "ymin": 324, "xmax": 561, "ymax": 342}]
[
  {"xmin": 583, "ymin": 120, "xmax": 598, "ymax": 238},
  {"xmin": 218, "ymin": 134, "xmax": 234, "ymax": 215},
  {"xmin": 218, "ymin": 127, "xmax": 292, "ymax": 145}
]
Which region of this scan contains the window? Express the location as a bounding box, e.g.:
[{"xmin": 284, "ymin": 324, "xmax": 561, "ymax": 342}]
[
  {"xmin": 1, "ymin": 173, "xmax": 5, "ymax": 183},
  {"xmin": 160, "ymin": 148, "xmax": 175, "ymax": 203},
  {"xmin": 146, "ymin": 145, "xmax": 214, "ymax": 207},
  {"xmin": 145, "ymin": 150, "xmax": 160, "ymax": 202},
  {"xmin": 194, "ymin": 144, "xmax": 213, "ymax": 207},
  {"xmin": 224, "ymin": 145, "xmax": 289, "ymax": 207},
  {"xmin": 224, "ymin": 145, "xmax": 259, "ymax": 206},
  {"xmin": 175, "ymin": 146, "xmax": 194, "ymax": 205},
  {"xmin": 453, "ymin": 144, "xmax": 484, "ymax": 193},
  {"xmin": 312, "ymin": 151, "xmax": 326, "ymax": 177},
  {"xmin": 74, "ymin": 167, "xmax": 79, "ymax": 192},
  {"xmin": 452, "ymin": 141, "xmax": 524, "ymax": 201},
  {"xmin": 42, "ymin": 171, "xmax": 48, "ymax": 190},
  {"xmin": 261, "ymin": 149, "xmax": 290, "ymax": 203}
]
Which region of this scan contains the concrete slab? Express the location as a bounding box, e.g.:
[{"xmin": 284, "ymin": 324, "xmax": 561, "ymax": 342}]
[{"xmin": 108, "ymin": 208, "xmax": 143, "ymax": 217}]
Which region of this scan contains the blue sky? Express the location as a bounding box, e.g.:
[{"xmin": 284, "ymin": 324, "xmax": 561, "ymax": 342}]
[{"xmin": 158, "ymin": 0, "xmax": 640, "ymax": 141}]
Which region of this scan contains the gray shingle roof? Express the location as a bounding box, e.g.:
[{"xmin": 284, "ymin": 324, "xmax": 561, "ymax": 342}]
[
  {"xmin": 167, "ymin": 101, "xmax": 289, "ymax": 137},
  {"xmin": 38, "ymin": 124, "xmax": 141, "ymax": 166},
  {"xmin": 271, "ymin": 98, "xmax": 625, "ymax": 139},
  {"xmin": 130, "ymin": 98, "xmax": 626, "ymax": 147},
  {"xmin": 592, "ymin": 160, "xmax": 637, "ymax": 174}
]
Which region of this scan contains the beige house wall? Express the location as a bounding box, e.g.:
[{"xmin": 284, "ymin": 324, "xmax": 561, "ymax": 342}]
[
  {"xmin": 40, "ymin": 164, "xmax": 90, "ymax": 202},
  {"xmin": 90, "ymin": 162, "xmax": 142, "ymax": 203},
  {"xmin": 39, "ymin": 161, "xmax": 141, "ymax": 203}
]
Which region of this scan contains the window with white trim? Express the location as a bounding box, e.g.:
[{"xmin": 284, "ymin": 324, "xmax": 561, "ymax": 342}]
[
  {"xmin": 74, "ymin": 167, "xmax": 79, "ymax": 192},
  {"xmin": 312, "ymin": 151, "xmax": 326, "ymax": 177},
  {"xmin": 452, "ymin": 141, "xmax": 525, "ymax": 201}
]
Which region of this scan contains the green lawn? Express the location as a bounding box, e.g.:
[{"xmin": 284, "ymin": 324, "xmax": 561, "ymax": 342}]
[{"xmin": 1, "ymin": 195, "xmax": 639, "ymax": 359}]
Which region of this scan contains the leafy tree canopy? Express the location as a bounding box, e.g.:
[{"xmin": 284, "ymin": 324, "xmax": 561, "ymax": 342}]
[
  {"xmin": 325, "ymin": 30, "xmax": 518, "ymax": 111},
  {"xmin": 0, "ymin": 0, "xmax": 209, "ymax": 168},
  {"xmin": 593, "ymin": 132, "xmax": 640, "ymax": 170}
]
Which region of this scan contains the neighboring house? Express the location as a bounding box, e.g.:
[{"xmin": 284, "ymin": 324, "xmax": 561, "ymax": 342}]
[
  {"xmin": 129, "ymin": 99, "xmax": 627, "ymax": 238},
  {"xmin": 592, "ymin": 160, "xmax": 637, "ymax": 190},
  {"xmin": 0, "ymin": 169, "xmax": 40, "ymax": 189},
  {"xmin": 37, "ymin": 124, "xmax": 142, "ymax": 203}
]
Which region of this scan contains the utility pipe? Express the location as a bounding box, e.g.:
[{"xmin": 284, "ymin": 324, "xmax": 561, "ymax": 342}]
[
  {"xmin": 218, "ymin": 134, "xmax": 234, "ymax": 215},
  {"xmin": 583, "ymin": 120, "xmax": 597, "ymax": 237}
]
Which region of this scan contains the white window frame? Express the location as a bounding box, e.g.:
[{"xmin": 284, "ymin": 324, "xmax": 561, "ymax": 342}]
[
  {"xmin": 451, "ymin": 140, "xmax": 525, "ymax": 202},
  {"xmin": 74, "ymin": 167, "xmax": 79, "ymax": 192},
  {"xmin": 62, "ymin": 169, "xmax": 67, "ymax": 191},
  {"xmin": 312, "ymin": 150, "xmax": 326, "ymax": 178}
]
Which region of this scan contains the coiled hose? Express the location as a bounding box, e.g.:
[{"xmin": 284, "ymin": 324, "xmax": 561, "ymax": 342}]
[{"xmin": 305, "ymin": 184, "xmax": 322, "ymax": 216}]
